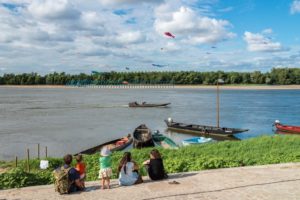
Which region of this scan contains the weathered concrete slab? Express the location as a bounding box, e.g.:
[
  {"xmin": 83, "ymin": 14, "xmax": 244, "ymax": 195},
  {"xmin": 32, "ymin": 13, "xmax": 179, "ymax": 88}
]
[{"xmin": 1, "ymin": 163, "xmax": 299, "ymax": 200}]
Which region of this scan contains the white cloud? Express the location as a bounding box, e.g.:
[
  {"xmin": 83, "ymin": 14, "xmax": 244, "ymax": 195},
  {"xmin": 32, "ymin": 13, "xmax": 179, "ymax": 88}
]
[
  {"xmin": 115, "ymin": 31, "xmax": 145, "ymax": 44},
  {"xmin": 154, "ymin": 6, "xmax": 235, "ymax": 44},
  {"xmin": 98, "ymin": 0, "xmax": 163, "ymax": 6},
  {"xmin": 291, "ymin": 0, "xmax": 300, "ymax": 14},
  {"xmin": 28, "ymin": 0, "xmax": 80, "ymax": 20},
  {"xmin": 243, "ymin": 30, "xmax": 287, "ymax": 52},
  {"xmin": 262, "ymin": 28, "xmax": 273, "ymax": 34}
]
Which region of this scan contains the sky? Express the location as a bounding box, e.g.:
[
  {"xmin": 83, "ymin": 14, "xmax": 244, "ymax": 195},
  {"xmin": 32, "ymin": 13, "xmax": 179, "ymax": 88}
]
[{"xmin": 0, "ymin": 0, "xmax": 300, "ymax": 74}]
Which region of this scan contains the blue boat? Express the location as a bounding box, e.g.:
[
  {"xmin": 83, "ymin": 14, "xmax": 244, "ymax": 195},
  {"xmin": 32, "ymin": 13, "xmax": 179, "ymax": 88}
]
[{"xmin": 182, "ymin": 137, "xmax": 213, "ymax": 146}]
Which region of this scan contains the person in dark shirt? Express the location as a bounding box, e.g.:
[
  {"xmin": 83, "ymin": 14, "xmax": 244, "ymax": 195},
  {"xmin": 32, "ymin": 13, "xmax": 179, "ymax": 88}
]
[
  {"xmin": 143, "ymin": 149, "xmax": 167, "ymax": 180},
  {"xmin": 63, "ymin": 154, "xmax": 84, "ymax": 193}
]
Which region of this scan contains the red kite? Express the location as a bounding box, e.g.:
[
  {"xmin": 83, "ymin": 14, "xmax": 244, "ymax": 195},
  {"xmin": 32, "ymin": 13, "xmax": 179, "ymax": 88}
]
[{"xmin": 164, "ymin": 32, "xmax": 175, "ymax": 38}]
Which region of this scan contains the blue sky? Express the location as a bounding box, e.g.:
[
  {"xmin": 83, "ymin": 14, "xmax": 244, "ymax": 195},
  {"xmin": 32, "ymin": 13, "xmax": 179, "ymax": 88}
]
[{"xmin": 0, "ymin": 0, "xmax": 300, "ymax": 74}]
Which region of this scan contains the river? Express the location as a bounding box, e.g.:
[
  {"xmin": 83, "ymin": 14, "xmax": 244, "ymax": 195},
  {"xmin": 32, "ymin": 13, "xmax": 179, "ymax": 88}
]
[{"xmin": 0, "ymin": 87, "xmax": 299, "ymax": 160}]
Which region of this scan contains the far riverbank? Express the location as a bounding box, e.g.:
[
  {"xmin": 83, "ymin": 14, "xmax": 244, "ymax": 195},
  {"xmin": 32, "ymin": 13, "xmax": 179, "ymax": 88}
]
[{"xmin": 1, "ymin": 84, "xmax": 300, "ymax": 90}]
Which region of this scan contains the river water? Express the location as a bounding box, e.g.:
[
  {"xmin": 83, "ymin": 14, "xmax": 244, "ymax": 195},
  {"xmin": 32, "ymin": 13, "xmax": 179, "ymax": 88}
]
[{"xmin": 0, "ymin": 87, "xmax": 300, "ymax": 160}]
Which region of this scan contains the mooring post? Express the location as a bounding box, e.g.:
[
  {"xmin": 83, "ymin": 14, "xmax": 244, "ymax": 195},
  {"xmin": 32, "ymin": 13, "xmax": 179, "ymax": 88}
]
[
  {"xmin": 27, "ymin": 148, "xmax": 30, "ymax": 172},
  {"xmin": 45, "ymin": 146, "xmax": 48, "ymax": 158},
  {"xmin": 37, "ymin": 143, "xmax": 40, "ymax": 160},
  {"xmin": 15, "ymin": 156, "xmax": 18, "ymax": 167}
]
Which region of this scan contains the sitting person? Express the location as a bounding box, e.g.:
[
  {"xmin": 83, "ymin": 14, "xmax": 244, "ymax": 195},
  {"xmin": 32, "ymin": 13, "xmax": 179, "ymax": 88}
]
[
  {"xmin": 143, "ymin": 149, "xmax": 168, "ymax": 180},
  {"xmin": 54, "ymin": 154, "xmax": 84, "ymax": 194},
  {"xmin": 118, "ymin": 152, "xmax": 143, "ymax": 186},
  {"xmin": 75, "ymin": 154, "xmax": 86, "ymax": 188}
]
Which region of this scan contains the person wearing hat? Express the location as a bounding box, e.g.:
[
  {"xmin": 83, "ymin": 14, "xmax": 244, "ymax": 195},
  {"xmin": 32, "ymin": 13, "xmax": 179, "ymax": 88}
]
[{"xmin": 99, "ymin": 146, "xmax": 112, "ymax": 189}]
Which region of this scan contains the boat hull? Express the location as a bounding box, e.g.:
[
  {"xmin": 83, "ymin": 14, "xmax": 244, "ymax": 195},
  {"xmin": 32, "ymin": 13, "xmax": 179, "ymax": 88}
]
[
  {"xmin": 133, "ymin": 124, "xmax": 155, "ymax": 149},
  {"xmin": 275, "ymin": 123, "xmax": 300, "ymax": 134},
  {"xmin": 165, "ymin": 120, "xmax": 248, "ymax": 137},
  {"xmin": 182, "ymin": 137, "xmax": 213, "ymax": 146},
  {"xmin": 75, "ymin": 136, "xmax": 133, "ymax": 155},
  {"xmin": 153, "ymin": 133, "xmax": 178, "ymax": 149},
  {"xmin": 129, "ymin": 102, "xmax": 170, "ymax": 107}
]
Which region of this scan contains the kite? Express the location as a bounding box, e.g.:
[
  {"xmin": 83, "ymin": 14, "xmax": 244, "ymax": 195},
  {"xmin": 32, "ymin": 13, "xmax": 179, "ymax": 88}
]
[
  {"xmin": 91, "ymin": 71, "xmax": 100, "ymax": 74},
  {"xmin": 164, "ymin": 32, "xmax": 175, "ymax": 38},
  {"xmin": 211, "ymin": 46, "xmax": 217, "ymax": 49},
  {"xmin": 125, "ymin": 67, "xmax": 130, "ymax": 70},
  {"xmin": 152, "ymin": 64, "xmax": 167, "ymax": 68}
]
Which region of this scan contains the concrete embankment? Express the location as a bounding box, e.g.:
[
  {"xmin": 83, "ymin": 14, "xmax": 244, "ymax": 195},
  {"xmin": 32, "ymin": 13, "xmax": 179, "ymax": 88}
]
[{"xmin": 1, "ymin": 163, "xmax": 299, "ymax": 200}]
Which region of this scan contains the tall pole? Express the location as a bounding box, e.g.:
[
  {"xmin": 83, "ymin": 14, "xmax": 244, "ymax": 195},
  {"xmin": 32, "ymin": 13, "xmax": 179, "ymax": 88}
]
[{"xmin": 217, "ymin": 81, "xmax": 220, "ymax": 128}]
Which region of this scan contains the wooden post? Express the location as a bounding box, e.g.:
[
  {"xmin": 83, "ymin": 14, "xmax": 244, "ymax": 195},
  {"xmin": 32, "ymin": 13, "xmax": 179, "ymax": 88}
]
[
  {"xmin": 37, "ymin": 143, "xmax": 40, "ymax": 160},
  {"xmin": 45, "ymin": 146, "xmax": 48, "ymax": 158},
  {"xmin": 27, "ymin": 149, "xmax": 30, "ymax": 172},
  {"xmin": 217, "ymin": 81, "xmax": 220, "ymax": 128},
  {"xmin": 15, "ymin": 156, "xmax": 18, "ymax": 167}
]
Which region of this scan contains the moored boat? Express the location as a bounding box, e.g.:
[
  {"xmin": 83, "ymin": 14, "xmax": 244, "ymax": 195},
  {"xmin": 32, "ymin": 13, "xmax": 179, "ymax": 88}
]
[
  {"xmin": 165, "ymin": 118, "xmax": 249, "ymax": 137},
  {"xmin": 152, "ymin": 132, "xmax": 178, "ymax": 149},
  {"xmin": 182, "ymin": 137, "xmax": 213, "ymax": 146},
  {"xmin": 129, "ymin": 102, "xmax": 170, "ymax": 107},
  {"xmin": 274, "ymin": 120, "xmax": 300, "ymax": 134},
  {"xmin": 133, "ymin": 124, "xmax": 155, "ymax": 148},
  {"xmin": 75, "ymin": 134, "xmax": 132, "ymax": 155}
]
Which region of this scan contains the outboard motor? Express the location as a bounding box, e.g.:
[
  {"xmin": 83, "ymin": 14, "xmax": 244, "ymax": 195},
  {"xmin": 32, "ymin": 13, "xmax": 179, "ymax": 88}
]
[{"xmin": 167, "ymin": 117, "xmax": 173, "ymax": 123}]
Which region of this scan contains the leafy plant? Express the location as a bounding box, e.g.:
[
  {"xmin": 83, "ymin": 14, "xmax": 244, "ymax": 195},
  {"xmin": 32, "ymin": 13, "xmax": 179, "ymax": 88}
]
[{"xmin": 1, "ymin": 135, "xmax": 300, "ymax": 189}]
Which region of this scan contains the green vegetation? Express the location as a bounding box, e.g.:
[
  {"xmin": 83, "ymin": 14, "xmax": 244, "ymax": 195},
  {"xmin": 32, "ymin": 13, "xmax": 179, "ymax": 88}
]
[
  {"xmin": 1, "ymin": 135, "xmax": 300, "ymax": 189},
  {"xmin": 0, "ymin": 68, "xmax": 300, "ymax": 85}
]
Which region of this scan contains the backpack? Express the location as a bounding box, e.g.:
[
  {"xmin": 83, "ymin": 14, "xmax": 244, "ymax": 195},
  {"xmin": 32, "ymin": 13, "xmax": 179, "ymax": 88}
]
[{"xmin": 53, "ymin": 166, "xmax": 72, "ymax": 194}]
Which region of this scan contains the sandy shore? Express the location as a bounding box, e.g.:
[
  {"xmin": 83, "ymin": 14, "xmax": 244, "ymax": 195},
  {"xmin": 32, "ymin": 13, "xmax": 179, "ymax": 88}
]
[
  {"xmin": 1, "ymin": 163, "xmax": 299, "ymax": 200},
  {"xmin": 1, "ymin": 84, "xmax": 300, "ymax": 90}
]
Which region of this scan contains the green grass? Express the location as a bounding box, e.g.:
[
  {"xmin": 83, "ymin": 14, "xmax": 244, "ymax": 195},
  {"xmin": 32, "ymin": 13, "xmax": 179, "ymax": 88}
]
[{"xmin": 1, "ymin": 135, "xmax": 300, "ymax": 189}]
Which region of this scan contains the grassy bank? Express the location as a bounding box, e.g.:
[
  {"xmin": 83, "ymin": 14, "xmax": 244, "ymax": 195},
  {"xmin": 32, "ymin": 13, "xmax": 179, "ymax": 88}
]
[{"xmin": 1, "ymin": 135, "xmax": 300, "ymax": 189}]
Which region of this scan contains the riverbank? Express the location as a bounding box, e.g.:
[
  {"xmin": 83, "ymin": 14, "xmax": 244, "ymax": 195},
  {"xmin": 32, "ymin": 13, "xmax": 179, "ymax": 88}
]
[
  {"xmin": 1, "ymin": 162, "xmax": 299, "ymax": 200},
  {"xmin": 1, "ymin": 135, "xmax": 300, "ymax": 190},
  {"xmin": 1, "ymin": 84, "xmax": 300, "ymax": 90}
]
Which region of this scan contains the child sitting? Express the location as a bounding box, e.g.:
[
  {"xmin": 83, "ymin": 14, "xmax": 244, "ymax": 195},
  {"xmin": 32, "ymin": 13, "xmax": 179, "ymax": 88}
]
[
  {"xmin": 75, "ymin": 154, "xmax": 86, "ymax": 188},
  {"xmin": 99, "ymin": 146, "xmax": 112, "ymax": 189}
]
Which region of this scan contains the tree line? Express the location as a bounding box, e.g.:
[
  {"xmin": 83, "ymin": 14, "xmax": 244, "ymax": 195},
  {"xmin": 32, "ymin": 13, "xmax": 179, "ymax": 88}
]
[{"xmin": 0, "ymin": 68, "xmax": 299, "ymax": 85}]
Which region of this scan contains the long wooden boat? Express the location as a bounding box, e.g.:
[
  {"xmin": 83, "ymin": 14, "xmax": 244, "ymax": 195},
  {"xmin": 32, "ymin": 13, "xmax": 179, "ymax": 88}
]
[
  {"xmin": 165, "ymin": 119, "xmax": 249, "ymax": 137},
  {"xmin": 129, "ymin": 102, "xmax": 170, "ymax": 107},
  {"xmin": 133, "ymin": 124, "xmax": 155, "ymax": 148},
  {"xmin": 75, "ymin": 135, "xmax": 133, "ymax": 155},
  {"xmin": 152, "ymin": 133, "xmax": 178, "ymax": 149},
  {"xmin": 274, "ymin": 121, "xmax": 300, "ymax": 134},
  {"xmin": 182, "ymin": 137, "xmax": 213, "ymax": 146}
]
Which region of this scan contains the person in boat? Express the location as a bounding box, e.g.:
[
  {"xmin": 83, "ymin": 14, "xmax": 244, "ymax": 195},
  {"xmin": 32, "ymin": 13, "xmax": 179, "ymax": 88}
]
[
  {"xmin": 143, "ymin": 149, "xmax": 168, "ymax": 180},
  {"xmin": 115, "ymin": 134, "xmax": 131, "ymax": 147},
  {"xmin": 118, "ymin": 152, "xmax": 143, "ymax": 186},
  {"xmin": 142, "ymin": 101, "xmax": 146, "ymax": 105}
]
